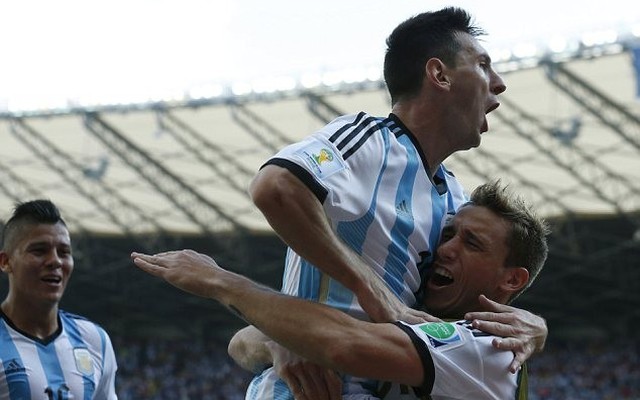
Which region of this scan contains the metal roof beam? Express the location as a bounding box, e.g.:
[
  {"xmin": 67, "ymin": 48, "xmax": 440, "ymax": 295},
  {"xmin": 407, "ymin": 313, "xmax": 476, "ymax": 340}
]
[
  {"xmin": 229, "ymin": 103, "xmax": 294, "ymax": 152},
  {"xmin": 155, "ymin": 109, "xmax": 253, "ymax": 195},
  {"xmin": 8, "ymin": 117, "xmax": 162, "ymax": 235},
  {"xmin": 542, "ymin": 60, "xmax": 640, "ymax": 152},
  {"xmin": 0, "ymin": 159, "xmax": 90, "ymax": 232},
  {"xmin": 303, "ymin": 92, "xmax": 344, "ymax": 124},
  {"xmin": 453, "ymin": 148, "xmax": 577, "ymax": 217},
  {"xmin": 496, "ymin": 98, "xmax": 640, "ymax": 221},
  {"xmin": 82, "ymin": 112, "xmax": 246, "ymax": 234}
]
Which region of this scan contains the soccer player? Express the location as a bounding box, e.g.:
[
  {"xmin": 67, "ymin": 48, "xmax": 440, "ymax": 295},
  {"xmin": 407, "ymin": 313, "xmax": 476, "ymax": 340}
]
[
  {"xmin": 0, "ymin": 200, "xmax": 118, "ymax": 399},
  {"xmin": 232, "ymin": 6, "xmax": 545, "ymax": 398},
  {"xmin": 131, "ymin": 180, "xmax": 550, "ymax": 399}
]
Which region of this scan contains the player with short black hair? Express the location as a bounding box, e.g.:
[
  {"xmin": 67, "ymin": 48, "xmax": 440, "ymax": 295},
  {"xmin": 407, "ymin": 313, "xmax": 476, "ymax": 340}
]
[{"xmin": 0, "ymin": 200, "xmax": 118, "ymax": 399}]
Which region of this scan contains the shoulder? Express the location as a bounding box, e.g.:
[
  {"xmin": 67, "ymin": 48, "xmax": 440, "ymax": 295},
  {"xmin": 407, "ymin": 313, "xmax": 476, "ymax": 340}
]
[
  {"xmin": 60, "ymin": 310, "xmax": 103, "ymax": 329},
  {"xmin": 322, "ymin": 112, "xmax": 389, "ymax": 141},
  {"xmin": 59, "ymin": 310, "xmax": 113, "ymax": 347}
]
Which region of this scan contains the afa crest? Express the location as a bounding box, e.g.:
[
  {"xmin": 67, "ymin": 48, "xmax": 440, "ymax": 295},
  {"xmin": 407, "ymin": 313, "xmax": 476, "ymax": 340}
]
[{"xmin": 73, "ymin": 348, "xmax": 94, "ymax": 376}]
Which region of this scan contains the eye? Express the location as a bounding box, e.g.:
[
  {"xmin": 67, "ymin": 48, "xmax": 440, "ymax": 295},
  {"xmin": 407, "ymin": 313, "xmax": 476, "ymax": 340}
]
[
  {"xmin": 29, "ymin": 247, "xmax": 47, "ymax": 256},
  {"xmin": 465, "ymin": 238, "xmax": 483, "ymax": 251},
  {"xmin": 478, "ymin": 56, "xmax": 492, "ymax": 71},
  {"xmin": 440, "ymin": 230, "xmax": 454, "ymax": 243}
]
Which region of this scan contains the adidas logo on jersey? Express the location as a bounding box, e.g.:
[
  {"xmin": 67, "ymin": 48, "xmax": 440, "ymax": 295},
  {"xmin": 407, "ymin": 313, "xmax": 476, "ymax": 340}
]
[
  {"xmin": 396, "ymin": 200, "xmax": 412, "ymax": 217},
  {"xmin": 4, "ymin": 359, "xmax": 26, "ymax": 375}
]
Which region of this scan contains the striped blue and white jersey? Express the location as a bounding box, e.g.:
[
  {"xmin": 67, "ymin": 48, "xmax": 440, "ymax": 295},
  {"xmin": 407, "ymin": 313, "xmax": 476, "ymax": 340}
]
[
  {"xmin": 247, "ymin": 112, "xmax": 468, "ymax": 400},
  {"xmin": 373, "ymin": 320, "xmax": 528, "ymax": 400},
  {"xmin": 0, "ymin": 309, "xmax": 118, "ymax": 400}
]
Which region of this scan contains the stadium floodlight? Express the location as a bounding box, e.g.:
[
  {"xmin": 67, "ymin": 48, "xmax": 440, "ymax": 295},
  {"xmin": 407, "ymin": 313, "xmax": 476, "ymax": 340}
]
[
  {"xmin": 548, "ymin": 36, "xmax": 568, "ymax": 53},
  {"xmin": 273, "ymin": 76, "xmax": 297, "ymax": 92},
  {"xmin": 7, "ymin": 95, "xmax": 66, "ymax": 114},
  {"xmin": 581, "ymin": 29, "xmax": 618, "ymax": 47},
  {"xmin": 300, "ymin": 72, "xmax": 323, "ymax": 89},
  {"xmin": 512, "ymin": 41, "xmax": 540, "ymax": 59},
  {"xmin": 489, "ymin": 48, "xmax": 512, "ymax": 63},
  {"xmin": 249, "ymin": 76, "xmax": 297, "ymax": 94},
  {"xmin": 321, "ymin": 70, "xmax": 343, "ymax": 87},
  {"xmin": 188, "ymin": 83, "xmax": 224, "ymax": 99},
  {"xmin": 231, "ymin": 81, "xmax": 252, "ymax": 96},
  {"xmin": 341, "ymin": 67, "xmax": 369, "ymax": 84}
]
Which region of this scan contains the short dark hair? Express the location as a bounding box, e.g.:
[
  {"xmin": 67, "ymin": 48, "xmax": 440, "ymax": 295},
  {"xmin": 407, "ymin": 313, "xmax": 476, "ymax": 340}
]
[
  {"xmin": 1, "ymin": 199, "xmax": 66, "ymax": 252},
  {"xmin": 466, "ymin": 181, "xmax": 550, "ymax": 300},
  {"xmin": 384, "ymin": 7, "xmax": 484, "ymax": 104}
]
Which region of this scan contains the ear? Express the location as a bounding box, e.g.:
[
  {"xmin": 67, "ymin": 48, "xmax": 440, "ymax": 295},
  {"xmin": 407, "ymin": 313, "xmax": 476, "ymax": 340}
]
[
  {"xmin": 500, "ymin": 267, "xmax": 529, "ymax": 294},
  {"xmin": 425, "ymin": 58, "xmax": 451, "ymax": 91},
  {"xmin": 0, "ymin": 251, "xmax": 11, "ymax": 274}
]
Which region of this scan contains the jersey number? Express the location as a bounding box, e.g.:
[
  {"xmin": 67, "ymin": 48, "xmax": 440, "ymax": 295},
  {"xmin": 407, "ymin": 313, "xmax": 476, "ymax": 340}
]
[{"xmin": 45, "ymin": 384, "xmax": 70, "ymax": 400}]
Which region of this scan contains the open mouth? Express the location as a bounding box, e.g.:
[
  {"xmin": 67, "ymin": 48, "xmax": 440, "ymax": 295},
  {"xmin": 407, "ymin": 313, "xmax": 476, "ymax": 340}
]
[
  {"xmin": 42, "ymin": 276, "xmax": 62, "ymax": 284},
  {"xmin": 430, "ymin": 266, "xmax": 454, "ymax": 287}
]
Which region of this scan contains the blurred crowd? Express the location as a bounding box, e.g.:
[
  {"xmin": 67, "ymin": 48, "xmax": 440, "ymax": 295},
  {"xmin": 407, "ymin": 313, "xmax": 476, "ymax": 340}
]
[
  {"xmin": 529, "ymin": 339, "xmax": 640, "ymax": 400},
  {"xmin": 114, "ymin": 338, "xmax": 252, "ymax": 400},
  {"xmin": 113, "ymin": 337, "xmax": 639, "ymax": 399}
]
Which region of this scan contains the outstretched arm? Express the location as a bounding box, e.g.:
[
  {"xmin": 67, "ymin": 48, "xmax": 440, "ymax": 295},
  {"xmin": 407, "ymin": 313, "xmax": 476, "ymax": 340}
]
[
  {"xmin": 250, "ymin": 165, "xmax": 435, "ymax": 324},
  {"xmin": 131, "ymin": 250, "xmax": 424, "ymax": 387},
  {"xmin": 464, "ymin": 295, "xmax": 547, "ymax": 373}
]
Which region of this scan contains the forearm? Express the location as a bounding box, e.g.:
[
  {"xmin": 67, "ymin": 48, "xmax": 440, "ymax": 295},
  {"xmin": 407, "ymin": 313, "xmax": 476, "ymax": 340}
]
[
  {"xmin": 131, "ymin": 250, "xmax": 422, "ymax": 386},
  {"xmin": 250, "ymin": 166, "xmax": 404, "ymax": 321},
  {"xmin": 216, "ymin": 272, "xmax": 421, "ymax": 385},
  {"xmin": 211, "ymin": 270, "xmax": 365, "ymax": 376}
]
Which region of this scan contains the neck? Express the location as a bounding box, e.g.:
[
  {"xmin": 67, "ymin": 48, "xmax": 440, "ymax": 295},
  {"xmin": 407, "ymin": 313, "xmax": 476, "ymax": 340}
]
[
  {"xmin": 391, "ymin": 101, "xmax": 452, "ymax": 178},
  {"xmin": 1, "ymin": 298, "xmax": 59, "ymax": 339}
]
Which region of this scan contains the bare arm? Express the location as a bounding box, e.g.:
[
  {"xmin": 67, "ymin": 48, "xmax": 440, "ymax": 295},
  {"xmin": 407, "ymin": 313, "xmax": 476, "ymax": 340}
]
[
  {"xmin": 250, "ymin": 165, "xmax": 433, "ymax": 323},
  {"xmin": 132, "ymin": 250, "xmax": 424, "ymax": 387}
]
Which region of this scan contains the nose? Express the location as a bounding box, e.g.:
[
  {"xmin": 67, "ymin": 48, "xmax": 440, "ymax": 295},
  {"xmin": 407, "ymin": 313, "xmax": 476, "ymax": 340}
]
[
  {"xmin": 436, "ymin": 236, "xmax": 459, "ymax": 261},
  {"xmin": 45, "ymin": 250, "xmax": 63, "ymax": 269},
  {"xmin": 491, "ymin": 70, "xmax": 507, "ymax": 95}
]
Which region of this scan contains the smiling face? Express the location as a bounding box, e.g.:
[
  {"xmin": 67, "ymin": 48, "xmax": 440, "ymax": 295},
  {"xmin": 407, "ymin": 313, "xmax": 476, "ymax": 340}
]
[
  {"xmin": 444, "ymin": 32, "xmax": 506, "ymax": 150},
  {"xmin": 424, "ymin": 205, "xmax": 514, "ymax": 319},
  {"xmin": 0, "ymin": 222, "xmax": 74, "ymax": 310}
]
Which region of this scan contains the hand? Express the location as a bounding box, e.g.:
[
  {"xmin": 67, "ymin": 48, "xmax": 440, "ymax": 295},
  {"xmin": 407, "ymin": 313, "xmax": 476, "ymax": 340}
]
[
  {"xmin": 380, "ymin": 301, "xmax": 441, "ymax": 325},
  {"xmin": 267, "ymin": 341, "xmax": 342, "ymax": 400},
  {"xmin": 130, "ymin": 250, "xmax": 223, "ymax": 298},
  {"xmin": 357, "ymin": 277, "xmax": 440, "ymax": 324},
  {"xmin": 464, "ymin": 295, "xmax": 548, "ymax": 374}
]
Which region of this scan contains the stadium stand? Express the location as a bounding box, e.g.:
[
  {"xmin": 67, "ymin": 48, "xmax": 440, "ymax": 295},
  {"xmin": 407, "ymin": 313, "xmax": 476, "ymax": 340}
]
[
  {"xmin": 114, "ymin": 337, "xmax": 252, "ymax": 400},
  {"xmin": 529, "ymin": 340, "xmax": 640, "ymax": 400},
  {"xmin": 110, "ymin": 336, "xmax": 640, "ymax": 399}
]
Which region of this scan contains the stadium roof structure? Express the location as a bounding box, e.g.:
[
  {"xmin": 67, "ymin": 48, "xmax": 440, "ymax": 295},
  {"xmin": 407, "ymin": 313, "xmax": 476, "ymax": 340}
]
[{"xmin": 1, "ymin": 40, "xmax": 640, "ymax": 340}]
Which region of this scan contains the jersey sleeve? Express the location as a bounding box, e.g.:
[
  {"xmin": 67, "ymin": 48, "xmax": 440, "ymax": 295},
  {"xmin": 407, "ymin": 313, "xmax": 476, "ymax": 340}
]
[
  {"xmin": 94, "ymin": 328, "xmax": 118, "ymax": 400},
  {"xmin": 394, "ymin": 320, "xmax": 521, "ymax": 400},
  {"xmin": 262, "ymin": 112, "xmax": 388, "ymax": 220}
]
